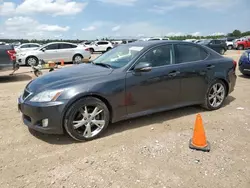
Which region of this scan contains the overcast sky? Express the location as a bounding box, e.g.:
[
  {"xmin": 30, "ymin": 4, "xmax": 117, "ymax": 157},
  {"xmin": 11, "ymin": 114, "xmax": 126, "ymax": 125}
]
[{"xmin": 0, "ymin": 0, "xmax": 249, "ymax": 40}]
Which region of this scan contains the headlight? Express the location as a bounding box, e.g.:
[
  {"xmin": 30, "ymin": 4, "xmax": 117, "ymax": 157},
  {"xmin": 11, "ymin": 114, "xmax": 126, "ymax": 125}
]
[{"xmin": 30, "ymin": 89, "xmax": 64, "ymax": 102}]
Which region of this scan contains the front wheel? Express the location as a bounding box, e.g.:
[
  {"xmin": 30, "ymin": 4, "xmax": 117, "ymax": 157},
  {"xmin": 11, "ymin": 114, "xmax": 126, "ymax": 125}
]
[
  {"xmin": 227, "ymin": 45, "xmax": 233, "ymax": 50},
  {"xmin": 220, "ymin": 48, "xmax": 225, "ymax": 55},
  {"xmin": 26, "ymin": 56, "xmax": 38, "ymax": 66},
  {"xmin": 64, "ymin": 97, "xmax": 110, "ymax": 141},
  {"xmin": 202, "ymin": 80, "xmax": 227, "ymax": 110}
]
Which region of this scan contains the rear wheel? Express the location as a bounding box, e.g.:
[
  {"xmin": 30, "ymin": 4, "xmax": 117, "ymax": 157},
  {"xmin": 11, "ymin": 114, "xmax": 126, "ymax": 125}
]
[
  {"xmin": 73, "ymin": 54, "xmax": 83, "ymax": 64},
  {"xmin": 227, "ymin": 45, "xmax": 233, "ymax": 50},
  {"xmin": 106, "ymin": 47, "xmax": 112, "ymax": 51},
  {"xmin": 237, "ymin": 45, "xmax": 244, "ymax": 50},
  {"xmin": 64, "ymin": 97, "xmax": 110, "ymax": 141},
  {"xmin": 89, "ymin": 48, "xmax": 94, "ymax": 54},
  {"xmin": 220, "ymin": 48, "xmax": 225, "ymax": 55},
  {"xmin": 202, "ymin": 80, "xmax": 227, "ymax": 110}
]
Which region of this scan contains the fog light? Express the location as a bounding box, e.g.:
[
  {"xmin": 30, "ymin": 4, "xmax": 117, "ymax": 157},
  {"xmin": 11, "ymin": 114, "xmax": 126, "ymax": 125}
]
[{"xmin": 42, "ymin": 119, "xmax": 49, "ymax": 127}]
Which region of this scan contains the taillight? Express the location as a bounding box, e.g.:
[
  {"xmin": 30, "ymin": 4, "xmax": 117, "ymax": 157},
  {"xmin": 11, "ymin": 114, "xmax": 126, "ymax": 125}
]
[
  {"xmin": 7, "ymin": 50, "xmax": 16, "ymax": 61},
  {"xmin": 85, "ymin": 48, "xmax": 89, "ymax": 51}
]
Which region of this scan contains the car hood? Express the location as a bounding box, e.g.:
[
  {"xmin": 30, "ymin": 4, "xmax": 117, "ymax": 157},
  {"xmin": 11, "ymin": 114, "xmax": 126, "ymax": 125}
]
[{"xmin": 26, "ymin": 63, "xmax": 113, "ymax": 92}]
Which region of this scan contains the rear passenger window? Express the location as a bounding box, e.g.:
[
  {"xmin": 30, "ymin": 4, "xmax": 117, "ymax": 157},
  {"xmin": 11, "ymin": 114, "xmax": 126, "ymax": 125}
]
[
  {"xmin": 97, "ymin": 42, "xmax": 108, "ymax": 45},
  {"xmin": 175, "ymin": 44, "xmax": 208, "ymax": 64},
  {"xmin": 60, "ymin": 43, "xmax": 77, "ymax": 49}
]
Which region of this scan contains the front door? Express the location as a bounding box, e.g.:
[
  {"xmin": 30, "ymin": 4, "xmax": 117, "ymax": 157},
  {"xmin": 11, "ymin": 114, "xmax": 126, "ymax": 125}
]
[
  {"xmin": 41, "ymin": 43, "xmax": 59, "ymax": 62},
  {"xmin": 125, "ymin": 44, "xmax": 181, "ymax": 116},
  {"xmin": 173, "ymin": 43, "xmax": 214, "ymax": 104}
]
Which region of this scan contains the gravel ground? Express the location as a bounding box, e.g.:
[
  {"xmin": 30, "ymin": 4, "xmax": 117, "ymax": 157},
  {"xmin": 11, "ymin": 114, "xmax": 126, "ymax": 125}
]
[{"xmin": 0, "ymin": 50, "xmax": 249, "ymax": 188}]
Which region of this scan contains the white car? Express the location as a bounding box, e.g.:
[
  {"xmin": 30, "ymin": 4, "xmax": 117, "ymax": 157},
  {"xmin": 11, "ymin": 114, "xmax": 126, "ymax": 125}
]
[
  {"xmin": 84, "ymin": 41, "xmax": 113, "ymax": 54},
  {"xmin": 14, "ymin": 43, "xmax": 41, "ymax": 53},
  {"xmin": 16, "ymin": 42, "xmax": 91, "ymax": 66}
]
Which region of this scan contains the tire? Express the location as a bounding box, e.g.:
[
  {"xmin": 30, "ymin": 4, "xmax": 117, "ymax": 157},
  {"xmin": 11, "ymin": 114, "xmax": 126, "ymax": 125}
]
[
  {"xmin": 220, "ymin": 48, "xmax": 225, "ymax": 55},
  {"xmin": 202, "ymin": 80, "xmax": 227, "ymax": 111},
  {"xmin": 73, "ymin": 54, "xmax": 83, "ymax": 64},
  {"xmin": 34, "ymin": 70, "xmax": 43, "ymax": 77},
  {"xmin": 106, "ymin": 47, "xmax": 112, "ymax": 51},
  {"xmin": 237, "ymin": 45, "xmax": 244, "ymax": 50},
  {"xmin": 227, "ymin": 45, "xmax": 233, "ymax": 50},
  {"xmin": 89, "ymin": 48, "xmax": 94, "ymax": 54},
  {"xmin": 64, "ymin": 97, "xmax": 110, "ymax": 141},
  {"xmin": 26, "ymin": 56, "xmax": 38, "ymax": 66}
]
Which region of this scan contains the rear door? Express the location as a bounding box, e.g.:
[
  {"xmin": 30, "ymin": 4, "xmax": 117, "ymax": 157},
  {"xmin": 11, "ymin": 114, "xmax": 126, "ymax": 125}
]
[
  {"xmin": 173, "ymin": 43, "xmax": 213, "ymax": 104},
  {"xmin": 208, "ymin": 40, "xmax": 221, "ymax": 53},
  {"xmin": 96, "ymin": 42, "xmax": 108, "ymax": 51},
  {"xmin": 58, "ymin": 43, "xmax": 78, "ymax": 62}
]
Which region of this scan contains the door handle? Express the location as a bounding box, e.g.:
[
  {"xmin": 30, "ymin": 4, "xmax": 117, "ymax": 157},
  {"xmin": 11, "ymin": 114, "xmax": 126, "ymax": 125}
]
[
  {"xmin": 206, "ymin": 65, "xmax": 215, "ymax": 69},
  {"xmin": 168, "ymin": 71, "xmax": 180, "ymax": 77}
]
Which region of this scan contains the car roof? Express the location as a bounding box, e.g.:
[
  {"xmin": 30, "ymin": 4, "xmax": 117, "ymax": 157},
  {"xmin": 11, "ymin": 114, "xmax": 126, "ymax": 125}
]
[
  {"xmin": 126, "ymin": 40, "xmax": 205, "ymax": 47},
  {"xmin": 46, "ymin": 42, "xmax": 77, "ymax": 45}
]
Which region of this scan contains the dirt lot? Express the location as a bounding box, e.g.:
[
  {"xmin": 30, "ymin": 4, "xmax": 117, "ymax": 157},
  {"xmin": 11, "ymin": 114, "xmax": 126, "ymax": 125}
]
[{"xmin": 0, "ymin": 51, "xmax": 249, "ymax": 188}]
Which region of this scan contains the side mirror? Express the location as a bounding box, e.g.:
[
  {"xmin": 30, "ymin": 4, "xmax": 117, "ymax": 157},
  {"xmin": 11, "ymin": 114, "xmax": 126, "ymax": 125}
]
[
  {"xmin": 95, "ymin": 43, "xmax": 98, "ymax": 46},
  {"xmin": 41, "ymin": 48, "xmax": 46, "ymax": 52},
  {"xmin": 134, "ymin": 62, "xmax": 152, "ymax": 72}
]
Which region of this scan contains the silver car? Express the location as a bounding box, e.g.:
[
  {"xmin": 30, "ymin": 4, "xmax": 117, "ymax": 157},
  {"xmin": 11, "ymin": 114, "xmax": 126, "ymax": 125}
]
[{"xmin": 16, "ymin": 42, "xmax": 91, "ymax": 66}]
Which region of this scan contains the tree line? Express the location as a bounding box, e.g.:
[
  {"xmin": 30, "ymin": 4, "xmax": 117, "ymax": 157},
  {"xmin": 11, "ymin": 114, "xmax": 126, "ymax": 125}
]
[{"xmin": 1, "ymin": 29, "xmax": 249, "ymax": 44}]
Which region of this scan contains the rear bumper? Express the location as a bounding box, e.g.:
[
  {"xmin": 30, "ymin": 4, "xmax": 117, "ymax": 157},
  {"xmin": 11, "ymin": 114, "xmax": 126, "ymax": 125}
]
[
  {"xmin": 18, "ymin": 96, "xmax": 66, "ymax": 134},
  {"xmin": 0, "ymin": 60, "xmax": 18, "ymax": 72},
  {"xmin": 228, "ymin": 72, "xmax": 237, "ymax": 94}
]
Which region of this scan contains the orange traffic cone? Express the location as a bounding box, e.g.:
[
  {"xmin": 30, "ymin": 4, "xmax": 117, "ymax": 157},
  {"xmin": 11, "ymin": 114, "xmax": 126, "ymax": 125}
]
[
  {"xmin": 189, "ymin": 114, "xmax": 210, "ymax": 152},
  {"xmin": 60, "ymin": 60, "xmax": 64, "ymax": 66}
]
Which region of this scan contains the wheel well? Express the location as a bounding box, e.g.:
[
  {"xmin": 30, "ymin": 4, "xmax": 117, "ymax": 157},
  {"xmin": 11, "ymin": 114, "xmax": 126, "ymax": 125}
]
[
  {"xmin": 218, "ymin": 79, "xmax": 229, "ymax": 96},
  {"xmin": 73, "ymin": 54, "xmax": 83, "ymax": 59}
]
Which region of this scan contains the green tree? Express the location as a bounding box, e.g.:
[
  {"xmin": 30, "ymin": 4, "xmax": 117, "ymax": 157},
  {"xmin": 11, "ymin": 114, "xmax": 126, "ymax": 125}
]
[{"xmin": 232, "ymin": 30, "xmax": 241, "ymax": 37}]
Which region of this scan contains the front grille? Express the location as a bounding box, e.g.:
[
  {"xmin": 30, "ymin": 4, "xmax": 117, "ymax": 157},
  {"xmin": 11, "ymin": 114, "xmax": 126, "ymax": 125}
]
[{"xmin": 22, "ymin": 89, "xmax": 31, "ymax": 100}]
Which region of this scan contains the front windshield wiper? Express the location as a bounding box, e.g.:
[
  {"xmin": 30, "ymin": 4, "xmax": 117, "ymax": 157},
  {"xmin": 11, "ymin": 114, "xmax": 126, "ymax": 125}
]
[{"xmin": 92, "ymin": 62, "xmax": 113, "ymax": 69}]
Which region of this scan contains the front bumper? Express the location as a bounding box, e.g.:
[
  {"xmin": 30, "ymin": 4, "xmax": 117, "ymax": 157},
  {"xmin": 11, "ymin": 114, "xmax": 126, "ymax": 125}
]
[
  {"xmin": 239, "ymin": 63, "xmax": 250, "ymax": 75},
  {"xmin": 18, "ymin": 96, "xmax": 66, "ymax": 134}
]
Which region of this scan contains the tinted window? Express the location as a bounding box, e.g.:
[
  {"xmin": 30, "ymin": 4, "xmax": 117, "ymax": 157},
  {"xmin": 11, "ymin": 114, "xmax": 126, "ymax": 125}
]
[
  {"xmin": 46, "ymin": 44, "xmax": 59, "ymax": 50},
  {"xmin": 97, "ymin": 42, "xmax": 108, "ymax": 45},
  {"xmin": 148, "ymin": 38, "xmax": 160, "ymax": 41},
  {"xmin": 29, "ymin": 44, "xmax": 40, "ymax": 48},
  {"xmin": 137, "ymin": 45, "xmax": 173, "ymax": 67},
  {"xmin": 214, "ymin": 40, "xmax": 222, "ymax": 44},
  {"xmin": 60, "ymin": 43, "xmax": 77, "ymax": 49},
  {"xmin": 20, "ymin": 44, "xmax": 29, "ymax": 48},
  {"xmin": 175, "ymin": 44, "xmax": 208, "ymax": 63}
]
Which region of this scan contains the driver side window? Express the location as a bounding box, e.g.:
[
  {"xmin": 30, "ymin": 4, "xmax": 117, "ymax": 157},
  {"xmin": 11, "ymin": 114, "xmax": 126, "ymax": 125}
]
[
  {"xmin": 137, "ymin": 45, "xmax": 173, "ymax": 67},
  {"xmin": 46, "ymin": 44, "xmax": 59, "ymax": 50}
]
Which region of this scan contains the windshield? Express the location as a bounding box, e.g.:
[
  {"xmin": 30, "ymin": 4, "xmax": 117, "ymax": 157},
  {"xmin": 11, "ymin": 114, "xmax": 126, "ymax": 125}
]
[{"xmin": 92, "ymin": 44, "xmax": 145, "ymax": 69}]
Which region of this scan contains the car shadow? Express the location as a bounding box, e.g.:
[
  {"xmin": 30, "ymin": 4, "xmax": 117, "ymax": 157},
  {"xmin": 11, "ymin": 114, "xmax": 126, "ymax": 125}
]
[
  {"xmin": 29, "ymin": 95, "xmax": 236, "ymax": 145},
  {"xmin": 0, "ymin": 74, "xmax": 32, "ymax": 83},
  {"xmin": 103, "ymin": 95, "xmax": 236, "ymax": 138}
]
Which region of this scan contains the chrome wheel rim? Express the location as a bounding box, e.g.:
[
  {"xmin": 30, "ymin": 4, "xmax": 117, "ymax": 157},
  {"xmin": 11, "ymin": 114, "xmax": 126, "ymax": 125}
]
[
  {"xmin": 74, "ymin": 56, "xmax": 82, "ymax": 63},
  {"xmin": 72, "ymin": 105, "xmax": 105, "ymax": 138},
  {"xmin": 208, "ymin": 83, "xmax": 225, "ymax": 108},
  {"xmin": 28, "ymin": 58, "xmax": 36, "ymax": 65}
]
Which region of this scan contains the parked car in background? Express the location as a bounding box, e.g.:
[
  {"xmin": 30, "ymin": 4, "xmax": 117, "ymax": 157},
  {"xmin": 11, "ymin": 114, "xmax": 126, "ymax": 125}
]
[
  {"xmin": 18, "ymin": 40, "xmax": 236, "ymax": 141},
  {"xmin": 233, "ymin": 37, "xmax": 250, "ymax": 50},
  {"xmin": 138, "ymin": 37, "xmax": 169, "ymax": 41},
  {"xmin": 184, "ymin": 39, "xmax": 197, "ymax": 42},
  {"xmin": 238, "ymin": 50, "xmax": 250, "ymax": 76},
  {"xmin": 198, "ymin": 39, "xmax": 227, "ymax": 55},
  {"xmin": 16, "ymin": 42, "xmax": 91, "ymax": 66},
  {"xmin": 122, "ymin": 39, "xmax": 136, "ymax": 44},
  {"xmin": 0, "ymin": 45, "xmax": 17, "ymax": 72},
  {"xmin": 219, "ymin": 37, "xmax": 236, "ymax": 50},
  {"xmin": 85, "ymin": 41, "xmax": 113, "ymax": 54},
  {"xmin": 15, "ymin": 43, "xmax": 41, "ymax": 53}
]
